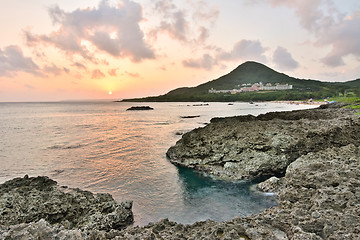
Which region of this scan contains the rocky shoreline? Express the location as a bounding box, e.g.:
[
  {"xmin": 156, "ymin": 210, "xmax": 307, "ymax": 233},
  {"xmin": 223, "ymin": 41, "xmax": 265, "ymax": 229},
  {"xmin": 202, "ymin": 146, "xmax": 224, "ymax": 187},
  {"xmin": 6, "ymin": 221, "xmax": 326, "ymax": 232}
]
[
  {"xmin": 1, "ymin": 103, "xmax": 360, "ymax": 239},
  {"xmin": 167, "ymin": 103, "xmax": 360, "ymax": 181},
  {"xmin": 0, "ymin": 176, "xmax": 133, "ymax": 235}
]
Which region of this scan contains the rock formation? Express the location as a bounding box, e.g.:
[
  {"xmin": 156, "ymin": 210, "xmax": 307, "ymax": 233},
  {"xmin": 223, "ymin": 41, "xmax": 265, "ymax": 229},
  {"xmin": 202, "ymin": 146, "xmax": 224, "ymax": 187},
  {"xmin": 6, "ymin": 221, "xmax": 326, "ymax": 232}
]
[
  {"xmin": 167, "ymin": 103, "xmax": 360, "ymax": 180},
  {"xmin": 126, "ymin": 106, "xmax": 154, "ymax": 110},
  {"xmin": 0, "ymin": 176, "xmax": 133, "ymax": 231}
]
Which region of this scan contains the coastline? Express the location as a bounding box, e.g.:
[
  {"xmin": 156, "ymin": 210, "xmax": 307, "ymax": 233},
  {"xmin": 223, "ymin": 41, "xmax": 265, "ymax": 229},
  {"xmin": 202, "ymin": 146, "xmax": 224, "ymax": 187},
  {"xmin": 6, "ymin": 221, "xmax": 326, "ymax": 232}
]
[
  {"xmin": 1, "ymin": 103, "xmax": 360, "ymax": 239},
  {"xmin": 167, "ymin": 102, "xmax": 359, "ymax": 181},
  {"xmin": 270, "ymin": 100, "xmax": 325, "ymax": 106}
]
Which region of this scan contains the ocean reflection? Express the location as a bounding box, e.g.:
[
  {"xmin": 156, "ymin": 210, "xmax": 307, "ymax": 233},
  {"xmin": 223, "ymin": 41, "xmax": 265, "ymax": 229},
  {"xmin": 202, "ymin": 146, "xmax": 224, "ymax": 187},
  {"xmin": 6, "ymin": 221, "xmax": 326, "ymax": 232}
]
[{"xmin": 0, "ymin": 102, "xmax": 315, "ymax": 226}]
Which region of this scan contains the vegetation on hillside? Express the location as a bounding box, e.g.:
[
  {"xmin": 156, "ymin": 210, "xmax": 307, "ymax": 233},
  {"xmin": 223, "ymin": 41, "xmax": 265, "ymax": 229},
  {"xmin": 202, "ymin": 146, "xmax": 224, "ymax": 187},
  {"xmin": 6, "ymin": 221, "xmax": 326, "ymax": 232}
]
[
  {"xmin": 329, "ymin": 97, "xmax": 360, "ymax": 109},
  {"xmin": 123, "ymin": 61, "xmax": 360, "ymax": 102}
]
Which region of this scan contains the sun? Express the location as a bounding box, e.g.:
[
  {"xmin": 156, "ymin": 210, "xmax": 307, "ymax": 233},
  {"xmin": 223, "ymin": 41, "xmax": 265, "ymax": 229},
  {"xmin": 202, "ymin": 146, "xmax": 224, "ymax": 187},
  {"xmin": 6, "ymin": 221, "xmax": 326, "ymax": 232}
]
[{"xmin": 108, "ymin": 91, "xmax": 112, "ymax": 95}]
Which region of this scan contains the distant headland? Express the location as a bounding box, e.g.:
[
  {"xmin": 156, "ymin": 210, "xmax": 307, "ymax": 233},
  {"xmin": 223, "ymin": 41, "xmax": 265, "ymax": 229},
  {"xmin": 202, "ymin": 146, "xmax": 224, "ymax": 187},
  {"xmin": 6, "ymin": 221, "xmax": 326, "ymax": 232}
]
[{"xmin": 122, "ymin": 61, "xmax": 360, "ymax": 102}]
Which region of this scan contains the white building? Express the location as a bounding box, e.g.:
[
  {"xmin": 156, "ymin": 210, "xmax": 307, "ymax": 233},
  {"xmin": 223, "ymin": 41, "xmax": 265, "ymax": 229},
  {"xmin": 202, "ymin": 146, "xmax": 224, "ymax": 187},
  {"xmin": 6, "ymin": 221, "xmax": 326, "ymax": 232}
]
[
  {"xmin": 262, "ymin": 83, "xmax": 292, "ymax": 90},
  {"xmin": 208, "ymin": 82, "xmax": 292, "ymax": 94}
]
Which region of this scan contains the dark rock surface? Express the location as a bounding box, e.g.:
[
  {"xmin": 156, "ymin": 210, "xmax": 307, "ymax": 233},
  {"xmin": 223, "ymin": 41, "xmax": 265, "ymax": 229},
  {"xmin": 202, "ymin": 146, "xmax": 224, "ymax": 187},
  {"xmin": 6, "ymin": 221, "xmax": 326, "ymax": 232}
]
[
  {"xmin": 180, "ymin": 115, "xmax": 200, "ymax": 118},
  {"xmin": 126, "ymin": 106, "xmax": 154, "ymax": 111},
  {"xmin": 0, "ymin": 176, "xmax": 133, "ymax": 231},
  {"xmin": 167, "ymin": 103, "xmax": 360, "ymax": 180}
]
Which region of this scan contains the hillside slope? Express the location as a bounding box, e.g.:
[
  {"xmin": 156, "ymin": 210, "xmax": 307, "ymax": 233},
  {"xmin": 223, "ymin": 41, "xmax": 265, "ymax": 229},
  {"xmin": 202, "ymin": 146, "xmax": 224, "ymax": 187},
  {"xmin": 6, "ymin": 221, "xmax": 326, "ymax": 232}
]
[{"xmin": 123, "ymin": 61, "xmax": 360, "ymax": 102}]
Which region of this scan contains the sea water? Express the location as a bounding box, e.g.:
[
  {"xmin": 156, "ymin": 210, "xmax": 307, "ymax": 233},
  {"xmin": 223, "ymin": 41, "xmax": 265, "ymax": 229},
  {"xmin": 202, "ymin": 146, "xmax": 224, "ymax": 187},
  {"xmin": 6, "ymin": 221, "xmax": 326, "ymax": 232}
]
[{"xmin": 0, "ymin": 101, "xmax": 317, "ymax": 226}]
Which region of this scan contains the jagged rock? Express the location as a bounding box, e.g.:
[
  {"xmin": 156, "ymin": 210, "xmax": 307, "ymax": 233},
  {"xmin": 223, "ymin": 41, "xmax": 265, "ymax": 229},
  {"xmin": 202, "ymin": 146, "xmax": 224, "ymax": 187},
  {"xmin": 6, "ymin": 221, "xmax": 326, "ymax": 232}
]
[
  {"xmin": 250, "ymin": 144, "xmax": 360, "ymax": 239},
  {"xmin": 257, "ymin": 176, "xmax": 283, "ymax": 194},
  {"xmin": 0, "ymin": 219, "xmax": 123, "ymax": 239},
  {"xmin": 167, "ymin": 105, "xmax": 360, "ymax": 180},
  {"xmin": 0, "ymin": 176, "xmax": 133, "ymax": 231}
]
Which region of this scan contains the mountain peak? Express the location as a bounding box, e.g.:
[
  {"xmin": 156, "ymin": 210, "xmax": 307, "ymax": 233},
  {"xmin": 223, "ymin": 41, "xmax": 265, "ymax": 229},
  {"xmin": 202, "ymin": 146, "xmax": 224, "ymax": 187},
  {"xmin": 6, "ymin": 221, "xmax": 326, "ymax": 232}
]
[
  {"xmin": 241, "ymin": 61, "xmax": 264, "ymax": 66},
  {"xmin": 233, "ymin": 61, "xmax": 274, "ymax": 72}
]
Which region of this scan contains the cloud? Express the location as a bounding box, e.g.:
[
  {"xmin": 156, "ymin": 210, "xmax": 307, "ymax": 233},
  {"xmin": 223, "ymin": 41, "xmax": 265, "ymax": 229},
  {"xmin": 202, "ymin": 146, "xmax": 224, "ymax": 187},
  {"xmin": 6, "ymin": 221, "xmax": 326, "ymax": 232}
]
[
  {"xmin": 263, "ymin": 0, "xmax": 360, "ymax": 67},
  {"xmin": 218, "ymin": 40, "xmax": 268, "ymax": 63},
  {"xmin": 273, "ymin": 46, "xmax": 299, "ymax": 70},
  {"xmin": 318, "ymin": 10, "xmax": 360, "ymax": 67},
  {"xmin": 183, "ymin": 54, "xmax": 217, "ymax": 70},
  {"xmin": 152, "ymin": 0, "xmax": 219, "ymax": 44},
  {"xmin": 157, "ymin": 9, "xmax": 189, "ymax": 41},
  {"xmin": 24, "ymin": 84, "xmax": 36, "ymax": 89},
  {"xmin": 197, "ymin": 27, "xmax": 210, "ymax": 43},
  {"xmin": 91, "ymin": 69, "xmax": 106, "ymax": 79},
  {"xmin": 124, "ymin": 71, "xmax": 140, "ymax": 78},
  {"xmin": 268, "ymin": 0, "xmax": 325, "ymax": 32},
  {"xmin": 158, "ymin": 65, "xmax": 167, "ymax": 71},
  {"xmin": 0, "ymin": 45, "xmax": 41, "ymax": 77},
  {"xmin": 43, "ymin": 64, "xmax": 63, "ymax": 76},
  {"xmin": 154, "ymin": 0, "xmax": 176, "ymax": 17},
  {"xmin": 189, "ymin": 0, "xmax": 220, "ymax": 25},
  {"xmin": 72, "ymin": 62, "xmax": 87, "ymax": 70},
  {"xmin": 321, "ymin": 50, "xmax": 345, "ymax": 67},
  {"xmin": 26, "ymin": 0, "xmax": 155, "ymax": 63},
  {"xmin": 182, "ymin": 39, "xmax": 267, "ymax": 70},
  {"xmin": 108, "ymin": 68, "xmax": 118, "ymax": 76}
]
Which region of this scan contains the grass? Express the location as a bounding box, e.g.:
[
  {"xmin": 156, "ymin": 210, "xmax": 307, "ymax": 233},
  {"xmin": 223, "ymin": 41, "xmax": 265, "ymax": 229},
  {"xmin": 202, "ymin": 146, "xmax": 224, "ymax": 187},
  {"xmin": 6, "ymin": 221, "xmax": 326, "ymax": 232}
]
[
  {"xmin": 328, "ymin": 97, "xmax": 360, "ymax": 104},
  {"xmin": 324, "ymin": 97, "xmax": 360, "ymax": 109},
  {"xmin": 312, "ymin": 97, "xmax": 360, "ymax": 112}
]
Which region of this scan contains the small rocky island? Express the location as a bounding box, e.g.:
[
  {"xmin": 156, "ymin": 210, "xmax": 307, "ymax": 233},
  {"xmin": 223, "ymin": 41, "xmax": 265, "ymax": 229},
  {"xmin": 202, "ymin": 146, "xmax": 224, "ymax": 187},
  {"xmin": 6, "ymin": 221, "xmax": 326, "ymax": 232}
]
[
  {"xmin": 1, "ymin": 103, "xmax": 359, "ymax": 239},
  {"xmin": 126, "ymin": 106, "xmax": 154, "ymax": 111},
  {"xmin": 180, "ymin": 115, "xmax": 200, "ymax": 119}
]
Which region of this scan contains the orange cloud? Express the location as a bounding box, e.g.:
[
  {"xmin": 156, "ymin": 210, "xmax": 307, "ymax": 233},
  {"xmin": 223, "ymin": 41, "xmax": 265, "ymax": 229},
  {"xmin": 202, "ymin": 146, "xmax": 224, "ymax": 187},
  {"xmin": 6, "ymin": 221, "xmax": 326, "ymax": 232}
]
[
  {"xmin": 108, "ymin": 68, "xmax": 118, "ymax": 76},
  {"xmin": 91, "ymin": 69, "xmax": 105, "ymax": 79}
]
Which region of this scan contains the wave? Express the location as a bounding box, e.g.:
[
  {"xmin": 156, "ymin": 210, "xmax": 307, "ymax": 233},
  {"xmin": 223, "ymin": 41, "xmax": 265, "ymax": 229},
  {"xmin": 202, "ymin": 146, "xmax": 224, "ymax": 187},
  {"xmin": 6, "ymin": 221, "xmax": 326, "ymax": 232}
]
[{"xmin": 47, "ymin": 143, "xmax": 84, "ymax": 150}]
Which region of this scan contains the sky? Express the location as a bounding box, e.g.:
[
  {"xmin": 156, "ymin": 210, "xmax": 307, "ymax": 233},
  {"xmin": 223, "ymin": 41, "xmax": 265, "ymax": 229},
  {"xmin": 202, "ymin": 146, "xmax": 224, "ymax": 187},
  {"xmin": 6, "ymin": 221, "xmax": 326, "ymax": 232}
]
[{"xmin": 0, "ymin": 0, "xmax": 359, "ymax": 102}]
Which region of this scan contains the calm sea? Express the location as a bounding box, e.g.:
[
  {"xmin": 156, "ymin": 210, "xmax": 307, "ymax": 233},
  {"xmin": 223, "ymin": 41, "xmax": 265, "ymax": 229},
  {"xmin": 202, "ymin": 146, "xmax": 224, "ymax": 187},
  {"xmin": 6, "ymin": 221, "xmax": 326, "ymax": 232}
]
[{"xmin": 0, "ymin": 101, "xmax": 317, "ymax": 226}]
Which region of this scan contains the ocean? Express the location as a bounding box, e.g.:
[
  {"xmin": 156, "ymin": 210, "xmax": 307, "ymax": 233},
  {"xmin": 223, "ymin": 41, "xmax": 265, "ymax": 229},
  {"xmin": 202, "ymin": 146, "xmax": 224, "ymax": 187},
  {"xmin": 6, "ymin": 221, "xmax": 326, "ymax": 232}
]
[{"xmin": 0, "ymin": 101, "xmax": 317, "ymax": 226}]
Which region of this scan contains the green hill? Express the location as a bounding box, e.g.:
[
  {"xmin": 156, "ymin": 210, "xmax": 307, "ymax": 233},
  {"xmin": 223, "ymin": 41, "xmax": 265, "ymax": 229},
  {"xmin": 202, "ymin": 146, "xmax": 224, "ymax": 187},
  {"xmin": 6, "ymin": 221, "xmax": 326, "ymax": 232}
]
[{"xmin": 123, "ymin": 61, "xmax": 360, "ymax": 102}]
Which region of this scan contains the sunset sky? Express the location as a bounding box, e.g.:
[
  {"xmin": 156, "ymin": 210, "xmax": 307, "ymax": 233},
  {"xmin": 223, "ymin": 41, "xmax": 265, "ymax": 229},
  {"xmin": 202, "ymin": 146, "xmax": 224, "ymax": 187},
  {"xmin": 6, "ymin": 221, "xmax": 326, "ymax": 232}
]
[{"xmin": 1, "ymin": 0, "xmax": 359, "ymax": 102}]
